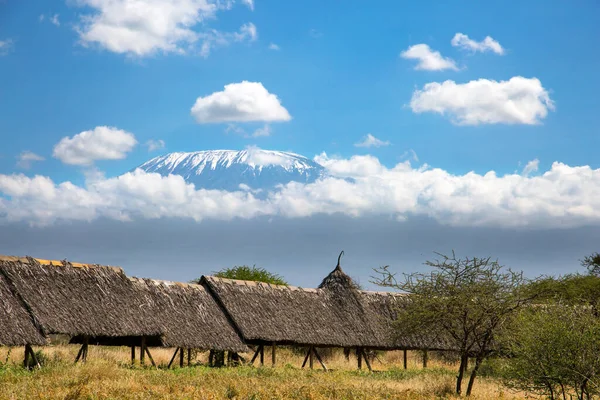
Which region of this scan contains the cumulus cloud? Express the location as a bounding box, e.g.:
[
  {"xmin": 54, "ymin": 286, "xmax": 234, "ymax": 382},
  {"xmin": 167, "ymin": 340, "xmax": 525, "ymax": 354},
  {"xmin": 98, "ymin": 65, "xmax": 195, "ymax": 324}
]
[
  {"xmin": 145, "ymin": 139, "xmax": 165, "ymax": 152},
  {"xmin": 522, "ymin": 159, "xmax": 539, "ymax": 177},
  {"xmin": 451, "ymin": 33, "xmax": 504, "ymax": 55},
  {"xmin": 4, "ymin": 153, "xmax": 600, "ymax": 229},
  {"xmin": 16, "ymin": 152, "xmax": 45, "ymax": 170},
  {"xmin": 400, "ymin": 44, "xmax": 458, "ymax": 71},
  {"xmin": 53, "ymin": 126, "xmax": 138, "ymax": 166},
  {"xmin": 3, "ymin": 155, "xmax": 600, "ymax": 228},
  {"xmin": 74, "ymin": 0, "xmax": 256, "ymax": 57},
  {"xmin": 0, "ymin": 39, "xmax": 13, "ymax": 56},
  {"xmin": 354, "ymin": 134, "xmax": 391, "ymax": 148},
  {"xmin": 241, "ymin": 0, "xmax": 254, "ymax": 11},
  {"xmin": 409, "ymin": 77, "xmax": 554, "ymax": 125},
  {"xmin": 191, "ymin": 81, "xmax": 291, "ymax": 123}
]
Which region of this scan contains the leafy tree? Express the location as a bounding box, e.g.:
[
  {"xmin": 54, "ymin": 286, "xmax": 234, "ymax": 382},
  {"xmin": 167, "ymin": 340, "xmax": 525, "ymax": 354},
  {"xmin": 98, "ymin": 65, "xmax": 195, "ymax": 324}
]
[
  {"xmin": 526, "ymin": 274, "xmax": 600, "ymax": 315},
  {"xmin": 502, "ymin": 305, "xmax": 600, "ymax": 400},
  {"xmin": 373, "ymin": 252, "xmax": 534, "ymax": 396},
  {"xmin": 192, "ymin": 265, "xmax": 287, "ymax": 286},
  {"xmin": 582, "ymin": 252, "xmax": 600, "ymax": 277}
]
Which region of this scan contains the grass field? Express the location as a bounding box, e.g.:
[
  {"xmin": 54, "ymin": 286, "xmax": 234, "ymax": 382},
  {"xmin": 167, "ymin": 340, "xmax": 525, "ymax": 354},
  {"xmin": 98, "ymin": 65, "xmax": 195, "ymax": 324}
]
[{"xmin": 0, "ymin": 346, "xmax": 525, "ymax": 399}]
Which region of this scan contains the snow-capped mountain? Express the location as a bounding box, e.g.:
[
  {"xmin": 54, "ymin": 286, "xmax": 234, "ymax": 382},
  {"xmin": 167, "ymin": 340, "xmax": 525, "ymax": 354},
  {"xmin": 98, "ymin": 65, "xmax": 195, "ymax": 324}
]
[{"xmin": 134, "ymin": 149, "xmax": 325, "ymax": 191}]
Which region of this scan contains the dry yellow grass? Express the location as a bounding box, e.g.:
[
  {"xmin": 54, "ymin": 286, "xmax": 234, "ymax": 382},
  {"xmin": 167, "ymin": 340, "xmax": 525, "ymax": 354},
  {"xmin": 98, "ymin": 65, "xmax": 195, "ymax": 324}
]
[{"xmin": 0, "ymin": 346, "xmax": 526, "ymax": 399}]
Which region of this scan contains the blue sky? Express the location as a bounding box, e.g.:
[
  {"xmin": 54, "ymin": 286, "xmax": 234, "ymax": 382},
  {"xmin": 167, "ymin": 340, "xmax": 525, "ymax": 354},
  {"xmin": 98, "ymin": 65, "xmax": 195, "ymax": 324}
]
[{"xmin": 1, "ymin": 0, "xmax": 599, "ymax": 286}]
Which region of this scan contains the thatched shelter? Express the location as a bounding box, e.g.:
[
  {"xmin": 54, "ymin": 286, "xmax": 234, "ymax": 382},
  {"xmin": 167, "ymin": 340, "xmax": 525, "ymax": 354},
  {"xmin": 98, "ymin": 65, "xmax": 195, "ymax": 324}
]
[
  {"xmin": 0, "ymin": 258, "xmax": 45, "ymax": 347},
  {"xmin": 0, "ymin": 256, "xmax": 161, "ymax": 350},
  {"xmin": 128, "ymin": 277, "xmax": 248, "ymax": 353}
]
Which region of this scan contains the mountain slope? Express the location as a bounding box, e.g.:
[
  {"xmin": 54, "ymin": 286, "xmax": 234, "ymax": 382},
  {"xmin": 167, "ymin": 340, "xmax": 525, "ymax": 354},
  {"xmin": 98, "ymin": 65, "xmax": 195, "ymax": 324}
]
[{"xmin": 135, "ymin": 149, "xmax": 325, "ymax": 191}]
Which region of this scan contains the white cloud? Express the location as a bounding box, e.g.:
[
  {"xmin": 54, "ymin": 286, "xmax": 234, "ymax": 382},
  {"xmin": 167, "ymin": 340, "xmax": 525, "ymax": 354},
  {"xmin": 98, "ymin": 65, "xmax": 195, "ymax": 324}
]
[
  {"xmin": 241, "ymin": 0, "xmax": 254, "ymax": 11},
  {"xmin": 3, "ymin": 155, "xmax": 600, "ymax": 229},
  {"xmin": 409, "ymin": 77, "xmax": 554, "ymax": 125},
  {"xmin": 16, "ymin": 152, "xmax": 45, "ymax": 170},
  {"xmin": 451, "ymin": 33, "xmax": 504, "ymax": 55},
  {"xmin": 354, "ymin": 134, "xmax": 391, "ymax": 148},
  {"xmin": 400, "ymin": 44, "xmax": 458, "ymax": 71},
  {"xmin": 268, "ymin": 43, "xmax": 280, "ymax": 51},
  {"xmin": 50, "ymin": 14, "xmax": 60, "ymax": 27},
  {"xmin": 252, "ymin": 124, "xmax": 271, "ymax": 137},
  {"xmin": 0, "ymin": 39, "xmax": 13, "ymax": 56},
  {"xmin": 145, "ymin": 139, "xmax": 165, "ymax": 152},
  {"xmin": 522, "ymin": 159, "xmax": 539, "ymax": 177},
  {"xmin": 53, "ymin": 126, "xmax": 138, "ymax": 166},
  {"xmin": 74, "ymin": 0, "xmax": 256, "ymax": 57},
  {"xmin": 401, "ymin": 149, "xmax": 419, "ymax": 163},
  {"xmin": 191, "ymin": 81, "xmax": 291, "ymax": 123}
]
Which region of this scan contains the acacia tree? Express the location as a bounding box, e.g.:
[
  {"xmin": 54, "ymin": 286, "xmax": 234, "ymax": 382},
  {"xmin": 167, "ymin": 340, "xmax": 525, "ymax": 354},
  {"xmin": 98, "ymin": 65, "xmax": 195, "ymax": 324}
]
[
  {"xmin": 373, "ymin": 252, "xmax": 534, "ymax": 396},
  {"xmin": 192, "ymin": 265, "xmax": 287, "ymax": 286}
]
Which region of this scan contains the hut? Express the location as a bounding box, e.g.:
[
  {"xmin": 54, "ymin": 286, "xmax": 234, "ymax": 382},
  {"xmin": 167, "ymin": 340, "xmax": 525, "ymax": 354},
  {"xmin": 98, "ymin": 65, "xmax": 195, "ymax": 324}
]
[
  {"xmin": 128, "ymin": 277, "xmax": 248, "ymax": 367},
  {"xmin": 0, "ymin": 255, "xmax": 161, "ymax": 363},
  {"xmin": 202, "ymin": 253, "xmax": 450, "ymax": 370},
  {"xmin": 0, "ymin": 257, "xmax": 46, "ymax": 366}
]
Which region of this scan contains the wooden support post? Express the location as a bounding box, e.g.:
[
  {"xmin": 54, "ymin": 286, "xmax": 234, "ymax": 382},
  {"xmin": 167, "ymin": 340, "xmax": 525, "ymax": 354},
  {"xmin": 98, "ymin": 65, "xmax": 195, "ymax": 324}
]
[
  {"xmin": 168, "ymin": 348, "xmax": 179, "ymax": 368},
  {"xmin": 131, "ymin": 345, "xmax": 136, "ymax": 365},
  {"xmin": 187, "ymin": 348, "xmax": 192, "ymax": 366},
  {"xmin": 144, "ymin": 346, "xmax": 156, "ymax": 367},
  {"xmin": 23, "ymin": 345, "xmax": 29, "ymax": 368},
  {"xmin": 259, "ymin": 345, "xmax": 264, "ymax": 366},
  {"xmin": 301, "ymin": 347, "xmax": 311, "ymax": 368},
  {"xmin": 403, "ymin": 349, "xmax": 408, "ymax": 369},
  {"xmin": 74, "ymin": 344, "xmax": 85, "ymax": 364},
  {"xmin": 309, "ymin": 345, "xmax": 314, "ymax": 369},
  {"xmin": 357, "ymin": 347, "xmax": 362, "ymax": 370},
  {"xmin": 140, "ymin": 337, "xmax": 146, "ymax": 366},
  {"xmin": 24, "ymin": 345, "xmax": 40, "ymax": 369},
  {"xmin": 271, "ymin": 343, "xmax": 276, "ymax": 367},
  {"xmin": 312, "ymin": 347, "xmax": 328, "ymax": 371},
  {"xmin": 179, "ymin": 346, "xmax": 184, "ymax": 368},
  {"xmin": 361, "ymin": 348, "xmax": 372, "ymax": 372},
  {"xmin": 422, "ymin": 350, "xmax": 428, "ymax": 368},
  {"xmin": 250, "ymin": 346, "xmax": 261, "ymax": 365},
  {"xmin": 82, "ymin": 336, "xmax": 89, "ymax": 363}
]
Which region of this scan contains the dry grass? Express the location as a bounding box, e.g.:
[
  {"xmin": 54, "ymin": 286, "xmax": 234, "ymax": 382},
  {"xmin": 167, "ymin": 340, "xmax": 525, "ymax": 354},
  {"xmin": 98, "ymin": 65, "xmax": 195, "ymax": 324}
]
[{"xmin": 0, "ymin": 346, "xmax": 526, "ymax": 399}]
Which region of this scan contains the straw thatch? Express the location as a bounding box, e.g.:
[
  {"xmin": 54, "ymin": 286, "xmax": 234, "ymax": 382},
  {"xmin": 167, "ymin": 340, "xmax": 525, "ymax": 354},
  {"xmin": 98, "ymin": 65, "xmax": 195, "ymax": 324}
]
[
  {"xmin": 0, "ymin": 262, "xmax": 45, "ymax": 346},
  {"xmin": 0, "ymin": 256, "xmax": 159, "ymax": 341},
  {"xmin": 203, "ymin": 264, "xmax": 452, "ymax": 350},
  {"xmin": 128, "ymin": 277, "xmax": 248, "ymax": 352}
]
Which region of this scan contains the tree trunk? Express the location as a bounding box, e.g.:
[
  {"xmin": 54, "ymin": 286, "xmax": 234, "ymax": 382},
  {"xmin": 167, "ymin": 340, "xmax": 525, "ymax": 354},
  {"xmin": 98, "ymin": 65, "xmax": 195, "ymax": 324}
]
[
  {"xmin": 456, "ymin": 353, "xmax": 468, "ymax": 395},
  {"xmin": 465, "ymin": 355, "xmax": 484, "ymax": 396}
]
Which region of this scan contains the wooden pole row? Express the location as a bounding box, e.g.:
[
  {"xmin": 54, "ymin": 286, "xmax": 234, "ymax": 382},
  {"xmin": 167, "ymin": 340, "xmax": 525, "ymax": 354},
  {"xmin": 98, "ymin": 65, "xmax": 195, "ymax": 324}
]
[
  {"xmin": 356, "ymin": 347, "xmax": 372, "ymax": 372},
  {"xmin": 300, "ymin": 346, "xmax": 327, "ymax": 371}
]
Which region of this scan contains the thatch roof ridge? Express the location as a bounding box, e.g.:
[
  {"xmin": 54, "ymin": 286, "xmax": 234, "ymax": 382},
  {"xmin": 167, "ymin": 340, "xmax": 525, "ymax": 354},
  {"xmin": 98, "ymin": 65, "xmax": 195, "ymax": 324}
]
[
  {"xmin": 203, "ymin": 275, "xmax": 317, "ymax": 292},
  {"xmin": 0, "ymin": 254, "xmax": 124, "ymax": 273}
]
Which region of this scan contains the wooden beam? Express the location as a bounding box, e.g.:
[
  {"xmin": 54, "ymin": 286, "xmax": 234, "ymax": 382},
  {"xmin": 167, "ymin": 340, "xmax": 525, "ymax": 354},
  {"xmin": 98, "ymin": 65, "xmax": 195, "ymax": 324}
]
[
  {"xmin": 249, "ymin": 346, "xmax": 261, "ymax": 366},
  {"xmin": 179, "ymin": 346, "xmax": 184, "ymax": 368},
  {"xmin": 144, "ymin": 346, "xmax": 156, "ymax": 367},
  {"xmin": 357, "ymin": 347, "xmax": 362, "ymax": 370},
  {"xmin": 82, "ymin": 336, "xmax": 89, "ymax": 363},
  {"xmin": 24, "ymin": 345, "xmax": 40, "ymax": 369},
  {"xmin": 309, "ymin": 345, "xmax": 314, "ymax": 370},
  {"xmin": 140, "ymin": 337, "xmax": 146, "ymax": 366},
  {"xmin": 361, "ymin": 348, "xmax": 372, "ymax": 372},
  {"xmin": 23, "ymin": 345, "xmax": 29, "ymax": 369},
  {"xmin": 271, "ymin": 342, "xmax": 276, "ymax": 367},
  {"xmin": 131, "ymin": 345, "xmax": 136, "ymax": 365},
  {"xmin": 403, "ymin": 349, "xmax": 407, "ymax": 369},
  {"xmin": 187, "ymin": 348, "xmax": 192, "ymax": 366},
  {"xmin": 422, "ymin": 350, "xmax": 428, "ymax": 368},
  {"xmin": 259, "ymin": 345, "xmax": 264, "ymax": 366},
  {"xmin": 312, "ymin": 347, "xmax": 328, "ymax": 371},
  {"xmin": 74, "ymin": 344, "xmax": 85, "ymax": 364},
  {"xmin": 167, "ymin": 347, "xmax": 179, "ymax": 368},
  {"xmin": 301, "ymin": 347, "xmax": 311, "ymax": 368}
]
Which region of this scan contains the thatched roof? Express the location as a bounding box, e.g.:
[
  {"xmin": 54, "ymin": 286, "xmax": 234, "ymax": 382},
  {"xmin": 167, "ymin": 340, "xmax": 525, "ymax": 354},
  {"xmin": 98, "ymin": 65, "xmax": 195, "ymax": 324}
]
[
  {"xmin": 128, "ymin": 278, "xmax": 248, "ymax": 352},
  {"xmin": 0, "ymin": 256, "xmax": 159, "ymax": 340},
  {"xmin": 203, "ymin": 263, "xmax": 451, "ymax": 350},
  {"xmin": 0, "ymin": 260, "xmax": 45, "ymax": 346}
]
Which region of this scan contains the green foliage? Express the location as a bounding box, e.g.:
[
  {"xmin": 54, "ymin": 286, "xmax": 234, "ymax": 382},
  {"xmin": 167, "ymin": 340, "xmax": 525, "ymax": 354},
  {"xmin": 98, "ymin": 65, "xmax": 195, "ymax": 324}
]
[
  {"xmin": 373, "ymin": 251, "xmax": 533, "ymax": 396},
  {"xmin": 526, "ymin": 274, "xmax": 600, "ymax": 313},
  {"xmin": 582, "ymin": 252, "xmax": 600, "ymax": 276},
  {"xmin": 502, "ymin": 305, "xmax": 600, "ymax": 400},
  {"xmin": 212, "ymin": 265, "xmax": 288, "ymax": 285}
]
